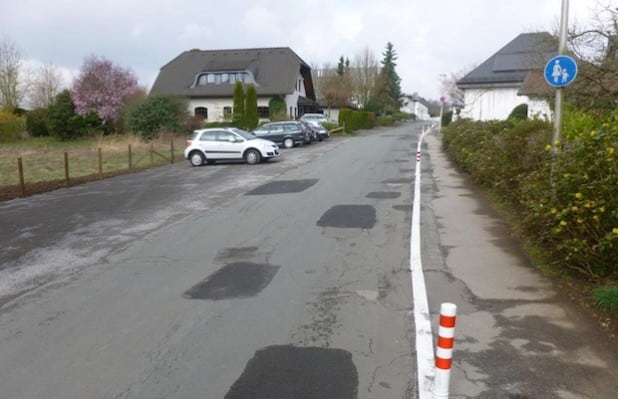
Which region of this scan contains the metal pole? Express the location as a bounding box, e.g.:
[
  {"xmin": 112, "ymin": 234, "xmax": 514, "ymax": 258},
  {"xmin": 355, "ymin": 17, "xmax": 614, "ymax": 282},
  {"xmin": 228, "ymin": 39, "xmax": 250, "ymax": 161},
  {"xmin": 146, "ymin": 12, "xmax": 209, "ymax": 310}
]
[{"xmin": 552, "ymin": 0, "xmax": 569, "ymax": 153}]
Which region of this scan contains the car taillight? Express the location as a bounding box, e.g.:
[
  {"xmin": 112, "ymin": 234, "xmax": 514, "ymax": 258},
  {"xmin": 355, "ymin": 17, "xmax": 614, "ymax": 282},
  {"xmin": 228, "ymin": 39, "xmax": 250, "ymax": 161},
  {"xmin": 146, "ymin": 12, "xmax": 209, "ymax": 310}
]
[{"xmin": 186, "ymin": 140, "xmax": 193, "ymax": 146}]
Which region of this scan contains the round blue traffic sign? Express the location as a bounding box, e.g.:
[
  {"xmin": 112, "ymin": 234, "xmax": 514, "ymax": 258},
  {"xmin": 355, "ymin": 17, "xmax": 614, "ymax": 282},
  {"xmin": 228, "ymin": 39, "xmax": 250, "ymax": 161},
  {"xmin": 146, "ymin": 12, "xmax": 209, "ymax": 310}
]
[{"xmin": 544, "ymin": 55, "xmax": 578, "ymax": 88}]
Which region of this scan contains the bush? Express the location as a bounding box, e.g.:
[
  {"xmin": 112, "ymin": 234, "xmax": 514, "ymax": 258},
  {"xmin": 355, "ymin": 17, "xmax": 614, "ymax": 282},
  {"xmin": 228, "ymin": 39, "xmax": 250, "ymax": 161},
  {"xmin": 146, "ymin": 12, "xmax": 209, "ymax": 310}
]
[
  {"xmin": 46, "ymin": 90, "xmax": 91, "ymax": 140},
  {"xmin": 0, "ymin": 110, "xmax": 26, "ymax": 142},
  {"xmin": 245, "ymin": 85, "xmax": 258, "ymax": 130},
  {"xmin": 125, "ymin": 95, "xmax": 187, "ymax": 139},
  {"xmin": 339, "ymin": 108, "xmax": 375, "ymax": 132},
  {"xmin": 26, "ymin": 108, "xmax": 49, "ymax": 137},
  {"xmin": 442, "ymin": 112, "xmax": 618, "ymax": 281},
  {"xmin": 376, "ymin": 115, "xmax": 393, "ymax": 126},
  {"xmin": 508, "ymin": 103, "xmax": 529, "ymax": 121},
  {"xmin": 269, "ymin": 96, "xmax": 286, "ymax": 122}
]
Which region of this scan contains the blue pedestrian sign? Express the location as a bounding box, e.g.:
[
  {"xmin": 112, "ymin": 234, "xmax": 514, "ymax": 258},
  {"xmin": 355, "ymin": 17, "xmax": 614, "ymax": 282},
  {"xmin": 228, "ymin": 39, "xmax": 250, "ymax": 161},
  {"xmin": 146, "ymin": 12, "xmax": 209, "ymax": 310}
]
[{"xmin": 544, "ymin": 55, "xmax": 578, "ymax": 88}]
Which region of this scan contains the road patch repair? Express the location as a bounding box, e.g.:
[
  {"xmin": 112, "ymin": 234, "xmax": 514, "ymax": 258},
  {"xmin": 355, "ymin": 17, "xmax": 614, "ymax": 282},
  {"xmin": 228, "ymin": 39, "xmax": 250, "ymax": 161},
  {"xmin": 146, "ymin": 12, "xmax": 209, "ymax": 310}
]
[
  {"xmin": 366, "ymin": 191, "xmax": 401, "ymax": 199},
  {"xmin": 316, "ymin": 205, "xmax": 376, "ymax": 229},
  {"xmin": 184, "ymin": 262, "xmax": 279, "ymax": 300},
  {"xmin": 245, "ymin": 179, "xmax": 319, "ymax": 195},
  {"xmin": 224, "ymin": 345, "xmax": 358, "ymax": 399}
]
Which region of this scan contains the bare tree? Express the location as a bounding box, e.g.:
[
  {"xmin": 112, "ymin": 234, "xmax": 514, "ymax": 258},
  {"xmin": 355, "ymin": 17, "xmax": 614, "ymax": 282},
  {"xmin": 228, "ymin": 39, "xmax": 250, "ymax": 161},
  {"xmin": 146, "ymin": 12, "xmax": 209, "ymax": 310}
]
[
  {"xmin": 29, "ymin": 61, "xmax": 64, "ymax": 109},
  {"xmin": 439, "ymin": 65, "xmax": 476, "ymax": 106},
  {"xmin": 567, "ymin": 1, "xmax": 618, "ymax": 111},
  {"xmin": 0, "ymin": 37, "xmax": 27, "ymax": 111},
  {"xmin": 351, "ymin": 46, "xmax": 379, "ymax": 108}
]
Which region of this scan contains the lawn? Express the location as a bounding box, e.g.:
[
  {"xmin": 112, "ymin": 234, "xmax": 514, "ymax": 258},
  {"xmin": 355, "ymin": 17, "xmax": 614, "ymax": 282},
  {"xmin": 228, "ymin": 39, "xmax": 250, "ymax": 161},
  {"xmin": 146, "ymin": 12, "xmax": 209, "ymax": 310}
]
[{"xmin": 0, "ymin": 134, "xmax": 187, "ymax": 198}]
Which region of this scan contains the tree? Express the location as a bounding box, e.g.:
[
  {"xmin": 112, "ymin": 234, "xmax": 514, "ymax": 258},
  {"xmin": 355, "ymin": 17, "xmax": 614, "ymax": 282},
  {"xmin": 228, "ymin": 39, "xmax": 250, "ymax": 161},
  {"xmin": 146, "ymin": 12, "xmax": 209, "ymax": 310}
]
[
  {"xmin": 439, "ymin": 66, "xmax": 475, "ymax": 107},
  {"xmin": 245, "ymin": 84, "xmax": 258, "ymax": 130},
  {"xmin": 321, "ymin": 56, "xmax": 353, "ymax": 110},
  {"xmin": 29, "ymin": 61, "xmax": 64, "ymax": 109},
  {"xmin": 0, "ymin": 37, "xmax": 27, "ymax": 111},
  {"xmin": 371, "ymin": 42, "xmax": 403, "ymax": 115},
  {"xmin": 269, "ymin": 95, "xmax": 287, "ymax": 121},
  {"xmin": 567, "ymin": 2, "xmax": 618, "ymax": 113},
  {"xmin": 70, "ymin": 55, "xmax": 139, "ymax": 131},
  {"xmin": 232, "ymin": 81, "xmax": 245, "ymax": 127},
  {"xmin": 46, "ymin": 89, "xmax": 92, "ymax": 140},
  {"xmin": 125, "ymin": 94, "xmax": 187, "ymax": 139},
  {"xmin": 351, "ymin": 46, "xmax": 379, "ymax": 108}
]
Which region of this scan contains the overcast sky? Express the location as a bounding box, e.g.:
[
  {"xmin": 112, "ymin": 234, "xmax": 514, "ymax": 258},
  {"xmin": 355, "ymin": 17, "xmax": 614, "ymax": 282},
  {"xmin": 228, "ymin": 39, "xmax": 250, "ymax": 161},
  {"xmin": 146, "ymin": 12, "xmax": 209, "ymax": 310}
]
[{"xmin": 0, "ymin": 0, "xmax": 602, "ymax": 101}]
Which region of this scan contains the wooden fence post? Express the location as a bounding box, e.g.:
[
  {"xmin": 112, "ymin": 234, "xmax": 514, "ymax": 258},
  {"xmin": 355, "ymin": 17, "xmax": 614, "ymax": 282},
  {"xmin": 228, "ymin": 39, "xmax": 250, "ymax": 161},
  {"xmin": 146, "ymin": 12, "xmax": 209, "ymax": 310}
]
[
  {"xmin": 64, "ymin": 152, "xmax": 70, "ymax": 187},
  {"xmin": 98, "ymin": 147, "xmax": 103, "ymax": 179},
  {"xmin": 170, "ymin": 139, "xmax": 175, "ymax": 164},
  {"xmin": 17, "ymin": 157, "xmax": 25, "ymax": 197},
  {"xmin": 128, "ymin": 144, "xmax": 132, "ymax": 170},
  {"xmin": 150, "ymin": 142, "xmax": 154, "ymax": 167}
]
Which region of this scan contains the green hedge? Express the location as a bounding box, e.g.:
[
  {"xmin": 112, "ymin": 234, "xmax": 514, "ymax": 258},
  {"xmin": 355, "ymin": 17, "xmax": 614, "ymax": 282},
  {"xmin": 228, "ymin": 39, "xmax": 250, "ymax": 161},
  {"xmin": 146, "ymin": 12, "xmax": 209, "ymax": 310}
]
[
  {"xmin": 442, "ymin": 114, "xmax": 618, "ymax": 280},
  {"xmin": 339, "ymin": 108, "xmax": 375, "ymax": 132},
  {"xmin": 0, "ymin": 111, "xmax": 26, "ymax": 142}
]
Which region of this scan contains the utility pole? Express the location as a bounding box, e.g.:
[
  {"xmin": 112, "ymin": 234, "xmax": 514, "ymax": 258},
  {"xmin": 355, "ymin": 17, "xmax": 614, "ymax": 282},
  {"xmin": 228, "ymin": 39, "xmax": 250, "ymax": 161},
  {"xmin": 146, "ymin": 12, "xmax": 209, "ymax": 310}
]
[{"xmin": 552, "ymin": 0, "xmax": 569, "ymax": 154}]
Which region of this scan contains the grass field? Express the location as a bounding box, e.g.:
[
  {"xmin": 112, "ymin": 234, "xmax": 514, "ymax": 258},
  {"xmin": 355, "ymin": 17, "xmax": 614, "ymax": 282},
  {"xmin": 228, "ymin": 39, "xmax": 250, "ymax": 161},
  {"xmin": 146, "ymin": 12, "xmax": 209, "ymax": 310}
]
[{"xmin": 0, "ymin": 133, "xmax": 187, "ymax": 192}]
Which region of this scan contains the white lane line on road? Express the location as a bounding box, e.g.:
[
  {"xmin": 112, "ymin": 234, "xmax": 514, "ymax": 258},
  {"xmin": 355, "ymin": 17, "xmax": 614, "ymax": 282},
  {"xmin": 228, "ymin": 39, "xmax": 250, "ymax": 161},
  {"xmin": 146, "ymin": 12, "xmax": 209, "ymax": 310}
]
[{"xmin": 410, "ymin": 126, "xmax": 435, "ymax": 399}]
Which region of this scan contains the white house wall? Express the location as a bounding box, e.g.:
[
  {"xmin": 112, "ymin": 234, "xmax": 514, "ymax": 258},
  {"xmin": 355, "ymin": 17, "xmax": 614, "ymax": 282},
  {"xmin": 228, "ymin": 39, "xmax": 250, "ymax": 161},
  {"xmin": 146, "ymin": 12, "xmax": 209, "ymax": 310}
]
[
  {"xmin": 461, "ymin": 87, "xmax": 550, "ymax": 121},
  {"xmin": 188, "ymin": 97, "xmax": 271, "ymax": 122}
]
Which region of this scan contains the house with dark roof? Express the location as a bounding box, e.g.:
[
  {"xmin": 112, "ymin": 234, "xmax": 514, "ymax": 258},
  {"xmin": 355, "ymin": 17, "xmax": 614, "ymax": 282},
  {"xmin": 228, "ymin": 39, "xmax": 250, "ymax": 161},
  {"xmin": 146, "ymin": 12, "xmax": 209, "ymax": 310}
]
[
  {"xmin": 150, "ymin": 47, "xmax": 319, "ymax": 122},
  {"xmin": 457, "ymin": 32, "xmax": 557, "ymax": 121}
]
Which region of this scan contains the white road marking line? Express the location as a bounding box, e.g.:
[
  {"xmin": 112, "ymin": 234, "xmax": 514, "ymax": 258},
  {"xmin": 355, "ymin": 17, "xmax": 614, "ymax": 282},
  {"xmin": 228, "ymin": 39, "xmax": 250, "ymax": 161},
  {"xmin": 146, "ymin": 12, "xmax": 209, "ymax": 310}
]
[{"xmin": 410, "ymin": 125, "xmax": 435, "ymax": 399}]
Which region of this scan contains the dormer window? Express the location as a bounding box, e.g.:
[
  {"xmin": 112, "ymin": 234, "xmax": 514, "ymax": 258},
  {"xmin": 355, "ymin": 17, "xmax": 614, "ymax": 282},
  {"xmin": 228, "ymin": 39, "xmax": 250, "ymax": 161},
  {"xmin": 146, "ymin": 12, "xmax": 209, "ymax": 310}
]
[
  {"xmin": 194, "ymin": 71, "xmax": 250, "ymax": 87},
  {"xmin": 207, "ymin": 74, "xmax": 215, "ymax": 84}
]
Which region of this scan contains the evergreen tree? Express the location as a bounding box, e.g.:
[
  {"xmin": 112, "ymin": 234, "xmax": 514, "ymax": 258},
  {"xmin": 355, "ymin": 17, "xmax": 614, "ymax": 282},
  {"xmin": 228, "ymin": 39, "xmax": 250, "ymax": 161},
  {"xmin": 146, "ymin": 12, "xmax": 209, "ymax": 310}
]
[
  {"xmin": 232, "ymin": 81, "xmax": 245, "ymax": 127},
  {"xmin": 245, "ymin": 84, "xmax": 258, "ymax": 130},
  {"xmin": 372, "ymin": 42, "xmax": 403, "ymax": 115}
]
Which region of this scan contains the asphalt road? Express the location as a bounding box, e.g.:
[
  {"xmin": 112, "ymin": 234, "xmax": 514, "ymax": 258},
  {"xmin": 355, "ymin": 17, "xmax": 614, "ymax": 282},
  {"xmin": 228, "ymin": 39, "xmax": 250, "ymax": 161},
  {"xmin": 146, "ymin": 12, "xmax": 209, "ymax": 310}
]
[
  {"xmin": 1, "ymin": 122, "xmax": 616, "ymax": 399},
  {"xmin": 0, "ymin": 124, "xmax": 426, "ymax": 398}
]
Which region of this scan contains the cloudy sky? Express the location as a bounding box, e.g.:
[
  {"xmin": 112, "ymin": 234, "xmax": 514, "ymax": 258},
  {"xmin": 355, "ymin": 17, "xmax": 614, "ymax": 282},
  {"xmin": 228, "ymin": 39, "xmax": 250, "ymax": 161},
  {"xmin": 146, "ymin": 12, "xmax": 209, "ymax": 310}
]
[{"xmin": 0, "ymin": 0, "xmax": 602, "ymax": 101}]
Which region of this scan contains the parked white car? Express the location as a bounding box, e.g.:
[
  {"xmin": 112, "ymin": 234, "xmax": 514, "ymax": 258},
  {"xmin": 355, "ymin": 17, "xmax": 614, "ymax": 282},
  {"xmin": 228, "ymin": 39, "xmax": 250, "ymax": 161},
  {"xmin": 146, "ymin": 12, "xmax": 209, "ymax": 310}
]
[
  {"xmin": 184, "ymin": 128, "xmax": 280, "ymax": 166},
  {"xmin": 300, "ymin": 113, "xmax": 337, "ymax": 124}
]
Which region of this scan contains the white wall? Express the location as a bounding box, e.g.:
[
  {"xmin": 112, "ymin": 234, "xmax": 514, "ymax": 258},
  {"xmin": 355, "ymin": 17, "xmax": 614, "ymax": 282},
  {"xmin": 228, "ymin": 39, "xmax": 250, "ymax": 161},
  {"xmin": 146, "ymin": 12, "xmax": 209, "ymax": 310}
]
[
  {"xmin": 188, "ymin": 97, "xmax": 272, "ymax": 122},
  {"xmin": 461, "ymin": 87, "xmax": 550, "ymax": 121}
]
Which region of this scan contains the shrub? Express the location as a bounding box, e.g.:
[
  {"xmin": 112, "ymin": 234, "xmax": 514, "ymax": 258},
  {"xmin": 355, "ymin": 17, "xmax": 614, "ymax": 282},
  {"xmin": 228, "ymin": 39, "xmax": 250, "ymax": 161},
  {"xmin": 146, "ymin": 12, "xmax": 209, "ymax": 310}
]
[
  {"xmin": 269, "ymin": 95, "xmax": 287, "ymax": 121},
  {"xmin": 232, "ymin": 82, "xmax": 245, "ymax": 127},
  {"xmin": 245, "ymin": 84, "xmax": 258, "ymax": 130},
  {"xmin": 376, "ymin": 115, "xmax": 393, "ymax": 126},
  {"xmin": 0, "ymin": 110, "xmax": 26, "ymax": 142},
  {"xmin": 26, "ymin": 108, "xmax": 49, "ymax": 137},
  {"xmin": 46, "ymin": 89, "xmax": 90, "ymax": 140},
  {"xmin": 442, "ymin": 112, "xmax": 618, "ymax": 281},
  {"xmin": 125, "ymin": 95, "xmax": 187, "ymax": 139},
  {"xmin": 508, "ymin": 103, "xmax": 529, "ymax": 121}
]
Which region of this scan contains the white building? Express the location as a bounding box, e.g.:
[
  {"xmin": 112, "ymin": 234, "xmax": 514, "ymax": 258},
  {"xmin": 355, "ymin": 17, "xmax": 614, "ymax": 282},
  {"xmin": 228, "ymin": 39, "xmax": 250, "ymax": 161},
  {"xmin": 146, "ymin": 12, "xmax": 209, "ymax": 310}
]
[
  {"xmin": 150, "ymin": 47, "xmax": 320, "ymax": 122},
  {"xmin": 457, "ymin": 32, "xmax": 556, "ymax": 121}
]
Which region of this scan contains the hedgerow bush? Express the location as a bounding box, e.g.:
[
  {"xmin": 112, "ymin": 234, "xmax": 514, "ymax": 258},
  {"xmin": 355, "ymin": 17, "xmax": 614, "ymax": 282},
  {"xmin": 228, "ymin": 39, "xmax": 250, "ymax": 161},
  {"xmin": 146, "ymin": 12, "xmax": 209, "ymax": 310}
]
[
  {"xmin": 442, "ymin": 112, "xmax": 618, "ymax": 280},
  {"xmin": 339, "ymin": 108, "xmax": 375, "ymax": 132},
  {"xmin": 0, "ymin": 110, "xmax": 26, "ymax": 142}
]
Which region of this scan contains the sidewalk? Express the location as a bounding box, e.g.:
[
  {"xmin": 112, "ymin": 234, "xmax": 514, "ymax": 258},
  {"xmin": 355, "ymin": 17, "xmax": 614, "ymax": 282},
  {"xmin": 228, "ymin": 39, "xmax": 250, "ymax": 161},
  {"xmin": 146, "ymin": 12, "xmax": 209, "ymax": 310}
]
[{"xmin": 421, "ymin": 131, "xmax": 618, "ymax": 398}]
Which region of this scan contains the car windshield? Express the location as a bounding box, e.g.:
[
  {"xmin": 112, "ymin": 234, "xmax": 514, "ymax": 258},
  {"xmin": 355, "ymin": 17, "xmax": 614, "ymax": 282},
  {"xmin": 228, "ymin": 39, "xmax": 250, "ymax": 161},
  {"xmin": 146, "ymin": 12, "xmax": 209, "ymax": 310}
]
[{"xmin": 230, "ymin": 128, "xmax": 257, "ymax": 140}]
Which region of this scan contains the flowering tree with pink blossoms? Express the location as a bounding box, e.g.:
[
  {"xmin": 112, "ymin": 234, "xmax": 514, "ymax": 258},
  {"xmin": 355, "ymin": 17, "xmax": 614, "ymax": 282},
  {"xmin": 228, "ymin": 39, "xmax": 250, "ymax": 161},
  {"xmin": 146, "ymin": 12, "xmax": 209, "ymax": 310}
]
[{"xmin": 70, "ymin": 55, "xmax": 139, "ymax": 132}]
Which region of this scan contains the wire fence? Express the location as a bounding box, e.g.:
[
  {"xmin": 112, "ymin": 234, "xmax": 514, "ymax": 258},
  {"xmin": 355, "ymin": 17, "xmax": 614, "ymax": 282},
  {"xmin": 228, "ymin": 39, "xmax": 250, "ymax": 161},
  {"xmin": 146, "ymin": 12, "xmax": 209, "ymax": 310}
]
[{"xmin": 0, "ymin": 136, "xmax": 186, "ymax": 199}]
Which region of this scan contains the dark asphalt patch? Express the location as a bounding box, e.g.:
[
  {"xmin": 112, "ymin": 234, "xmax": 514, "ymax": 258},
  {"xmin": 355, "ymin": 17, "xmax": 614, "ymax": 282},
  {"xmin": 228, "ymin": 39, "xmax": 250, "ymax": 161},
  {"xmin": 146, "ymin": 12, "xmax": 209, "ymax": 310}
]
[
  {"xmin": 382, "ymin": 178, "xmax": 412, "ymax": 184},
  {"xmin": 317, "ymin": 205, "xmax": 376, "ymax": 229},
  {"xmin": 224, "ymin": 345, "xmax": 358, "ymax": 399},
  {"xmin": 246, "ymin": 179, "xmax": 318, "ymax": 195},
  {"xmin": 366, "ymin": 191, "xmax": 401, "ymax": 199},
  {"xmin": 184, "ymin": 262, "xmax": 279, "ymax": 300}
]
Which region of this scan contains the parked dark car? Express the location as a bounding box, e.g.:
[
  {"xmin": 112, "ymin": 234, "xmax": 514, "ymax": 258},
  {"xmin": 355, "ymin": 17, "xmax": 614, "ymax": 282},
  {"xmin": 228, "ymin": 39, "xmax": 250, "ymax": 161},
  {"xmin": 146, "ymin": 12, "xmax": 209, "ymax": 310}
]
[
  {"xmin": 252, "ymin": 121, "xmax": 309, "ymax": 148},
  {"xmin": 300, "ymin": 120, "xmax": 330, "ymax": 141}
]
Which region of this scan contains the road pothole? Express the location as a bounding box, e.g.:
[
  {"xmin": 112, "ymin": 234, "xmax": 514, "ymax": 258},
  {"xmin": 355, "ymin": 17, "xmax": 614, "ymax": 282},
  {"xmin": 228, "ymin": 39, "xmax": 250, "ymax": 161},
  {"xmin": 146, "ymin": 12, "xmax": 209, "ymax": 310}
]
[
  {"xmin": 184, "ymin": 262, "xmax": 279, "ymax": 300},
  {"xmin": 224, "ymin": 345, "xmax": 358, "ymax": 399},
  {"xmin": 317, "ymin": 205, "xmax": 376, "ymax": 229},
  {"xmin": 245, "ymin": 179, "xmax": 318, "ymax": 195},
  {"xmin": 366, "ymin": 191, "xmax": 401, "ymax": 199}
]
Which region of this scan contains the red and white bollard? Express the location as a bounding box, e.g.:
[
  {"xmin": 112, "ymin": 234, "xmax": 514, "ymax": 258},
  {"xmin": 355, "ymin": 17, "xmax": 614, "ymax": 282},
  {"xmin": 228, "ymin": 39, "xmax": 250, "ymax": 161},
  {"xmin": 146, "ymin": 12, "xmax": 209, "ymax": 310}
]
[{"xmin": 432, "ymin": 302, "xmax": 457, "ymax": 399}]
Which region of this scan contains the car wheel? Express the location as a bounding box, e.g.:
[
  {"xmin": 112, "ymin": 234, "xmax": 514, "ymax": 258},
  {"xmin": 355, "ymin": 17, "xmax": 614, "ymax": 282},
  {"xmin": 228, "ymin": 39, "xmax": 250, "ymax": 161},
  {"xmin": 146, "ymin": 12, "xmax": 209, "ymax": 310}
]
[
  {"xmin": 283, "ymin": 138, "xmax": 294, "ymax": 148},
  {"xmin": 245, "ymin": 149, "xmax": 261, "ymax": 165},
  {"xmin": 189, "ymin": 151, "xmax": 205, "ymax": 166}
]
